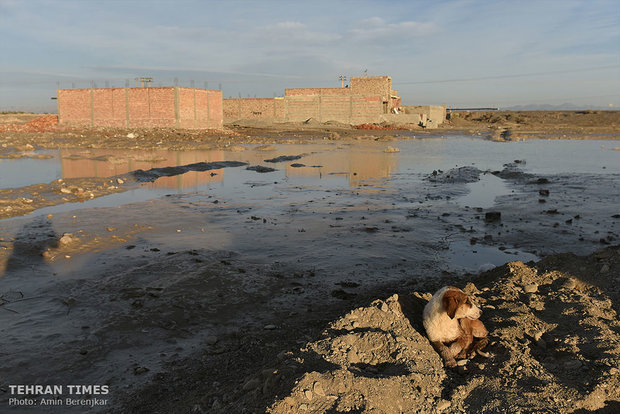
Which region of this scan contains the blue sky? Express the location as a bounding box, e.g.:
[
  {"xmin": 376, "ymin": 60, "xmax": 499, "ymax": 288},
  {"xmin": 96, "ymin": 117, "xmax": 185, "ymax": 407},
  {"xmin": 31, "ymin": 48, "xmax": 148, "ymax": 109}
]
[{"xmin": 1, "ymin": 0, "xmax": 619, "ymax": 112}]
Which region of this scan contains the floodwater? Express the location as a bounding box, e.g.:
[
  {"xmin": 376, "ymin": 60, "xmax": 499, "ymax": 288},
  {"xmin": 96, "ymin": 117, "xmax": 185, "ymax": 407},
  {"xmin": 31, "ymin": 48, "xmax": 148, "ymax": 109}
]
[{"xmin": 0, "ymin": 135, "xmax": 618, "ymax": 411}]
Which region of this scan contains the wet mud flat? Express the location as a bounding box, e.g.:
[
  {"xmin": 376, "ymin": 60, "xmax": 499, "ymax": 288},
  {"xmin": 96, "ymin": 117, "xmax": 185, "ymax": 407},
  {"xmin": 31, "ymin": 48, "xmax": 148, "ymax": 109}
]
[{"xmin": 0, "ymin": 137, "xmax": 619, "ymax": 413}]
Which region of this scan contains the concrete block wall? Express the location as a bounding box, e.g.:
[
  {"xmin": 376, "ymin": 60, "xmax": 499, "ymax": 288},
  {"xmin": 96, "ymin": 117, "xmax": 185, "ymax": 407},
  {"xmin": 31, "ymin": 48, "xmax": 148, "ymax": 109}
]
[
  {"xmin": 283, "ymin": 95, "xmax": 382, "ymax": 123},
  {"xmin": 350, "ymin": 76, "xmax": 392, "ymax": 101},
  {"xmin": 285, "ymin": 88, "xmax": 351, "ymax": 96},
  {"xmin": 223, "ymin": 98, "xmax": 284, "ymax": 121},
  {"xmin": 58, "ymin": 87, "xmax": 223, "ymax": 129},
  {"xmin": 405, "ymin": 105, "xmax": 447, "ymax": 126},
  {"xmin": 350, "ymin": 96, "xmax": 383, "ymax": 124},
  {"xmin": 224, "ymin": 94, "xmax": 383, "ymax": 124},
  {"xmin": 285, "ymin": 96, "xmax": 321, "ymax": 122}
]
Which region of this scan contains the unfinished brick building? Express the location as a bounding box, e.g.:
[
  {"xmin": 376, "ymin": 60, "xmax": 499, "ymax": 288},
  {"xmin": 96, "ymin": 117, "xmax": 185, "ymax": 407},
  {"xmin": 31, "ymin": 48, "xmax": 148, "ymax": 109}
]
[
  {"xmin": 224, "ymin": 75, "xmax": 422, "ymax": 125},
  {"xmin": 57, "ymin": 87, "xmax": 223, "ymax": 129}
]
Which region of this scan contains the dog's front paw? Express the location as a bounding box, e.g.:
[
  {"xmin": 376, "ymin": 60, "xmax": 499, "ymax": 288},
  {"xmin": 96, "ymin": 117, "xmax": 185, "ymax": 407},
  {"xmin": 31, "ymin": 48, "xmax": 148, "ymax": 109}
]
[{"xmin": 445, "ymin": 358, "xmax": 457, "ymax": 368}]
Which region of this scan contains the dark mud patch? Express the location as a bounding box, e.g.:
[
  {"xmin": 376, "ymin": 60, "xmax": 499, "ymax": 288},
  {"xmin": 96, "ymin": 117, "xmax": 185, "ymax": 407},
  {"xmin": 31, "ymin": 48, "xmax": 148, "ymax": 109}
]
[
  {"xmin": 428, "ymin": 166, "xmax": 482, "ymax": 183},
  {"xmin": 246, "ymin": 165, "xmax": 278, "ymax": 173},
  {"xmin": 131, "ymin": 161, "xmax": 247, "ymax": 182},
  {"xmin": 492, "ymin": 161, "xmax": 537, "ymax": 182},
  {"xmin": 264, "ymin": 155, "xmax": 303, "ymax": 163}
]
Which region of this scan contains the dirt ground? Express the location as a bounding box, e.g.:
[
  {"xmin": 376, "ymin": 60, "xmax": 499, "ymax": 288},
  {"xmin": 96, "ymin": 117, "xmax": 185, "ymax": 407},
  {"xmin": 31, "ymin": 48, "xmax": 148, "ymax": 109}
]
[
  {"xmin": 108, "ymin": 246, "xmax": 619, "ymax": 414},
  {"xmin": 0, "ymin": 111, "xmax": 619, "ymax": 413}
]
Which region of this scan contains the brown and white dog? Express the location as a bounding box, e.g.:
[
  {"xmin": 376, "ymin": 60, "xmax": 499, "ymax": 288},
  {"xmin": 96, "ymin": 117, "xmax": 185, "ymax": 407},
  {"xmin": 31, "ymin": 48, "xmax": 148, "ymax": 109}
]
[{"xmin": 423, "ymin": 286, "xmax": 488, "ymax": 368}]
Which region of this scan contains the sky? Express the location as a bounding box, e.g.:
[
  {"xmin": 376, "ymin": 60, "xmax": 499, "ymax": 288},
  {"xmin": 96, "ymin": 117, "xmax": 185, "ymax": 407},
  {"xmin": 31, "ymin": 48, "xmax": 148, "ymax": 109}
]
[{"xmin": 1, "ymin": 0, "xmax": 619, "ymax": 112}]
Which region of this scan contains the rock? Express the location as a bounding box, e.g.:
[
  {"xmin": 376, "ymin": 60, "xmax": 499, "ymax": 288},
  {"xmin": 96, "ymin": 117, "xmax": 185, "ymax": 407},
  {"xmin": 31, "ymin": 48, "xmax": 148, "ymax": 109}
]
[
  {"xmin": 313, "ymin": 382, "xmax": 325, "ymax": 396},
  {"xmin": 380, "ymin": 302, "xmax": 389, "ymax": 312},
  {"xmin": 524, "ymin": 283, "xmax": 538, "ymax": 293},
  {"xmin": 116, "ymin": 178, "xmax": 125, "ymax": 185},
  {"xmin": 456, "ymin": 359, "xmax": 468, "ymax": 366},
  {"xmin": 106, "ymin": 227, "xmax": 116, "ymax": 232},
  {"xmin": 126, "ymin": 133, "xmax": 137, "ymax": 139},
  {"xmin": 206, "ymin": 335, "xmax": 218, "ymax": 345},
  {"xmin": 59, "ymin": 233, "xmax": 75, "ymax": 246},
  {"xmin": 537, "ymin": 338, "xmax": 547, "ymax": 350},
  {"xmin": 564, "ymin": 360, "xmax": 582, "ymax": 370},
  {"xmin": 133, "ymin": 366, "xmax": 149, "ymax": 375},
  {"xmin": 539, "ymin": 189, "xmax": 550, "ymax": 196},
  {"xmin": 436, "ymin": 400, "xmax": 451, "ymax": 411},
  {"xmin": 563, "ymin": 278, "xmax": 577, "ymax": 290},
  {"xmin": 485, "ymin": 211, "xmax": 501, "ymax": 223},
  {"xmin": 60, "ymin": 187, "xmax": 72, "ymax": 194},
  {"xmin": 242, "ymin": 378, "xmax": 261, "ymax": 391},
  {"xmin": 383, "ymin": 146, "xmax": 400, "ymax": 153},
  {"xmin": 264, "ymin": 324, "xmax": 277, "ymax": 330},
  {"xmin": 304, "ymin": 389, "xmax": 313, "ymax": 401},
  {"xmin": 347, "ymin": 349, "xmax": 360, "ymax": 364},
  {"xmin": 600, "ymin": 264, "xmax": 610, "ymax": 273},
  {"xmin": 463, "ymin": 282, "xmax": 480, "ymax": 294}
]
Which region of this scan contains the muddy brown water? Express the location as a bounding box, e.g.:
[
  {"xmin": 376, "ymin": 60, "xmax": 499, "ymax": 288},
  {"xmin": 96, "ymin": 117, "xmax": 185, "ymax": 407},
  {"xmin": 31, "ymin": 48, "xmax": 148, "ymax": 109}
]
[{"xmin": 0, "ymin": 135, "xmax": 618, "ymax": 412}]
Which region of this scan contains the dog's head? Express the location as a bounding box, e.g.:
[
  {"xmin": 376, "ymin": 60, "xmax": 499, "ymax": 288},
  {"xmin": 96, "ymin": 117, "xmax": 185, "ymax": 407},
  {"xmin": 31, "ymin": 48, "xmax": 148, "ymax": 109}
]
[{"xmin": 442, "ymin": 287, "xmax": 482, "ymax": 320}]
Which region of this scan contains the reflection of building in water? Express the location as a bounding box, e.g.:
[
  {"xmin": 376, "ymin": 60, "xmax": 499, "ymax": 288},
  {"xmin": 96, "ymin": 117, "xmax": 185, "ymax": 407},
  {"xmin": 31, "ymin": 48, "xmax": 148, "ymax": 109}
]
[
  {"xmin": 282, "ymin": 146, "xmax": 398, "ymax": 185},
  {"xmin": 60, "ymin": 149, "xmax": 225, "ymax": 189}
]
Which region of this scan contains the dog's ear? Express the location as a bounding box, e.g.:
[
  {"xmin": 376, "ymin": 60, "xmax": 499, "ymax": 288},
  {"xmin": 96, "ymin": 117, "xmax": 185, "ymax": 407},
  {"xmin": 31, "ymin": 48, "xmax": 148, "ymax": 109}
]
[{"xmin": 442, "ymin": 289, "xmax": 467, "ymax": 319}]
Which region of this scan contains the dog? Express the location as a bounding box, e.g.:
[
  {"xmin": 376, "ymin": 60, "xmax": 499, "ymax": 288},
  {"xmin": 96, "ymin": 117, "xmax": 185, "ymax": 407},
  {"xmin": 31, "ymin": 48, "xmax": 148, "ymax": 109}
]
[{"xmin": 423, "ymin": 286, "xmax": 488, "ymax": 368}]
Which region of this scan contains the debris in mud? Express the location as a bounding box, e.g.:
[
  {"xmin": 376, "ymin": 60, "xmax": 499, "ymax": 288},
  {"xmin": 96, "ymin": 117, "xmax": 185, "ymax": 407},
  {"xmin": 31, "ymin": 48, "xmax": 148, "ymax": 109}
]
[
  {"xmin": 132, "ymin": 161, "xmax": 248, "ymax": 182},
  {"xmin": 58, "ymin": 232, "xmax": 76, "ymax": 246},
  {"xmin": 264, "ymin": 155, "xmax": 303, "ymax": 163},
  {"xmin": 246, "ymin": 165, "xmax": 277, "ymax": 173},
  {"xmin": 0, "ymin": 115, "xmax": 58, "ymax": 133},
  {"xmin": 383, "ymin": 146, "xmax": 400, "ymax": 153},
  {"xmin": 331, "ymin": 289, "xmax": 357, "ymax": 300},
  {"xmin": 290, "ymin": 163, "xmax": 305, "ymax": 168},
  {"xmin": 484, "ymin": 211, "xmax": 501, "ymax": 222},
  {"xmin": 428, "ymin": 166, "xmax": 482, "ymax": 183}
]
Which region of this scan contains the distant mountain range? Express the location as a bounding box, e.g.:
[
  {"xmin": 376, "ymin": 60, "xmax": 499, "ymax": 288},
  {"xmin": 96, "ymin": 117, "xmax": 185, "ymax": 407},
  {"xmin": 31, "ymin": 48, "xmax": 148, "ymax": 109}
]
[{"xmin": 503, "ymin": 103, "xmax": 614, "ymax": 111}]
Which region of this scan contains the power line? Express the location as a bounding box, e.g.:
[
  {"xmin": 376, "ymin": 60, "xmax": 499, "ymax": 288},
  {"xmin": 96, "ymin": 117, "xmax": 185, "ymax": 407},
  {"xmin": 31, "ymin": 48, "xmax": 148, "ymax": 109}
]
[{"xmin": 398, "ymin": 65, "xmax": 620, "ymax": 85}]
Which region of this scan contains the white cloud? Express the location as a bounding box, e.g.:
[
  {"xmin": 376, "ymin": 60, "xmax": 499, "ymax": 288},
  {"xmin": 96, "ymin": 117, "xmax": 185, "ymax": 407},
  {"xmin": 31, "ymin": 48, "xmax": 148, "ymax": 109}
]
[
  {"xmin": 273, "ymin": 21, "xmax": 306, "ymax": 30},
  {"xmin": 349, "ymin": 19, "xmax": 438, "ymax": 42}
]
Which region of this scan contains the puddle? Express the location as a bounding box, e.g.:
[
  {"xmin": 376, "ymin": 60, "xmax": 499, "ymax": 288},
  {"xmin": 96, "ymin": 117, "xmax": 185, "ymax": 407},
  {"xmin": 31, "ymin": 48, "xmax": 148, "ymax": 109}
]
[
  {"xmin": 456, "ymin": 172, "xmax": 513, "ymax": 208},
  {"xmin": 0, "ymin": 151, "xmax": 61, "ymax": 188},
  {"xmin": 0, "ymin": 136, "xmax": 618, "ymax": 412},
  {"xmin": 446, "ymin": 241, "xmax": 538, "ymax": 273}
]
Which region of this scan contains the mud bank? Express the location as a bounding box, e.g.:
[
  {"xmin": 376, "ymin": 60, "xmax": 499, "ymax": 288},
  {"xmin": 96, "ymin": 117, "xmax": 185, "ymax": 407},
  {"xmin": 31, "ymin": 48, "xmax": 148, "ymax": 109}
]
[
  {"xmin": 108, "ymin": 246, "xmax": 619, "ymax": 414},
  {"xmin": 0, "ymin": 161, "xmax": 249, "ymax": 219}
]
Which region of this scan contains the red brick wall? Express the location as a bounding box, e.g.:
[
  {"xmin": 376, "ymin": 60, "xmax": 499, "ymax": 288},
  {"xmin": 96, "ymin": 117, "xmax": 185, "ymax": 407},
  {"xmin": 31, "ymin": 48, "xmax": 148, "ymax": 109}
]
[
  {"xmin": 206, "ymin": 90, "xmax": 223, "ymax": 129},
  {"xmin": 58, "ymin": 89, "xmax": 92, "ymax": 125},
  {"xmin": 58, "ymin": 87, "xmax": 223, "ymax": 129},
  {"xmin": 147, "ymin": 88, "xmax": 176, "ymax": 126}
]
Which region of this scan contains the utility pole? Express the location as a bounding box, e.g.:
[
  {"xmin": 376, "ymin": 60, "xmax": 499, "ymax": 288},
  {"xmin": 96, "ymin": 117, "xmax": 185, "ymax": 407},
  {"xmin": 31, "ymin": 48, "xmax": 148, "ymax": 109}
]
[{"xmin": 339, "ymin": 75, "xmax": 347, "ymax": 88}]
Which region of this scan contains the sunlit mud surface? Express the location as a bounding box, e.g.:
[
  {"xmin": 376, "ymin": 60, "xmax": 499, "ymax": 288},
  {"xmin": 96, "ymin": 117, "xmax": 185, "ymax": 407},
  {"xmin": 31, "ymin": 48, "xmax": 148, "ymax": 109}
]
[{"xmin": 0, "ymin": 136, "xmax": 618, "ymax": 411}]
